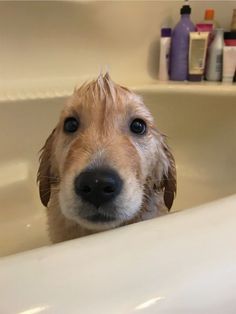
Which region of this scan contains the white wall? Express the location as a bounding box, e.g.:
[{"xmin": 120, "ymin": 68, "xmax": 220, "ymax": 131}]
[{"xmin": 0, "ymin": 0, "xmax": 235, "ymax": 95}]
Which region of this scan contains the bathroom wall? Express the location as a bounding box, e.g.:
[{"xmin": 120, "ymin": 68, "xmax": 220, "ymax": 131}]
[{"xmin": 0, "ymin": 0, "xmax": 234, "ymax": 95}]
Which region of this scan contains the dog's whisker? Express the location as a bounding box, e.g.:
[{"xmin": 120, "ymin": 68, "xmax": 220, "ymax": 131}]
[
  {"xmin": 39, "ymin": 190, "xmax": 51, "ymax": 199},
  {"xmin": 37, "ymin": 175, "xmax": 60, "ymax": 181},
  {"xmin": 40, "ymin": 187, "xmax": 60, "ymax": 198},
  {"xmin": 39, "ymin": 187, "xmax": 59, "ymax": 192},
  {"xmin": 37, "ymin": 175, "xmax": 59, "ymax": 179}
]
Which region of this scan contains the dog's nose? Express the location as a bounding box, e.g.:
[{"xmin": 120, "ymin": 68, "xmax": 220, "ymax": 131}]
[{"xmin": 74, "ymin": 169, "xmax": 123, "ymax": 208}]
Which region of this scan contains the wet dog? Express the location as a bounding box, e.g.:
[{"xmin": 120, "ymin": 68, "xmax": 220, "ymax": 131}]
[{"xmin": 37, "ymin": 74, "xmax": 176, "ymax": 243}]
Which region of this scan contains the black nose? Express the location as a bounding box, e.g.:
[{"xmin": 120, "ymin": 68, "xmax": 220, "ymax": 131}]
[{"xmin": 74, "ymin": 169, "xmax": 123, "ymax": 208}]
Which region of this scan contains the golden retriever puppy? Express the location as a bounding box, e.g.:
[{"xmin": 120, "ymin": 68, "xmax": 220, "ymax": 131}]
[{"xmin": 37, "ymin": 74, "xmax": 176, "ymax": 243}]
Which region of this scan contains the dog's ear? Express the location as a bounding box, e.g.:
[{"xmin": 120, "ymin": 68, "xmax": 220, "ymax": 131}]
[
  {"xmin": 161, "ymin": 143, "xmax": 177, "ymax": 211},
  {"xmin": 37, "ymin": 129, "xmax": 56, "ymax": 207}
]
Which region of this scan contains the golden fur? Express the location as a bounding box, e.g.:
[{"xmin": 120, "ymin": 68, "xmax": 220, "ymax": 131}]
[{"xmin": 37, "ymin": 74, "xmax": 176, "ymax": 243}]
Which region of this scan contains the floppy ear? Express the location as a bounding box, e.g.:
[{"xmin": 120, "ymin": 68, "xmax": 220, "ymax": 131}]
[
  {"xmin": 37, "ymin": 129, "xmax": 56, "ymax": 207},
  {"xmin": 161, "ymin": 143, "xmax": 177, "ymax": 211}
]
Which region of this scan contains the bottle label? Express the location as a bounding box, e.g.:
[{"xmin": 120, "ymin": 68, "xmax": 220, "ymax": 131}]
[
  {"xmin": 190, "ymin": 38, "xmax": 206, "ymax": 72},
  {"xmin": 216, "ymin": 53, "xmax": 223, "ymax": 72}
]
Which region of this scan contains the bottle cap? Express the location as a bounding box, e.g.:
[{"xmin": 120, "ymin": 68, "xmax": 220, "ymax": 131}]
[
  {"xmin": 204, "ymin": 9, "xmax": 214, "ymax": 21},
  {"xmin": 224, "ymin": 32, "xmax": 236, "ymax": 40},
  {"xmin": 161, "ymin": 28, "xmax": 172, "ymax": 37},
  {"xmin": 180, "ymin": 5, "xmax": 191, "ymax": 15}
]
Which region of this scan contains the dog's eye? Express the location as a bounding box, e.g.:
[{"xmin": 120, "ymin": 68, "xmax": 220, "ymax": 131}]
[
  {"xmin": 130, "ymin": 119, "xmax": 146, "ymax": 135},
  {"xmin": 64, "ymin": 117, "xmax": 79, "ymax": 133}
]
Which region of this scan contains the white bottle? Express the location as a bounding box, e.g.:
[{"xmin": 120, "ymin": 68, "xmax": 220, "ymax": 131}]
[
  {"xmin": 205, "ymin": 28, "xmax": 224, "ymax": 81},
  {"xmin": 159, "ymin": 27, "xmax": 172, "ymax": 81},
  {"xmin": 223, "ymin": 46, "xmax": 236, "ymax": 83}
]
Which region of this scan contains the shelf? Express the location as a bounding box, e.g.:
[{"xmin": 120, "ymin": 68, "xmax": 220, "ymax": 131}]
[
  {"xmin": 0, "ymin": 78, "xmax": 235, "ymax": 102},
  {"xmin": 132, "ymin": 81, "xmax": 236, "ymax": 97}
]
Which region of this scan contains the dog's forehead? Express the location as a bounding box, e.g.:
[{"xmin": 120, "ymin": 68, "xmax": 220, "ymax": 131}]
[{"xmin": 63, "ymin": 79, "xmax": 147, "ymax": 115}]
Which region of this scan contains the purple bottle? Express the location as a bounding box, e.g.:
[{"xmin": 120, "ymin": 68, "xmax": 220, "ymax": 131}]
[{"xmin": 170, "ymin": 3, "xmax": 195, "ymax": 81}]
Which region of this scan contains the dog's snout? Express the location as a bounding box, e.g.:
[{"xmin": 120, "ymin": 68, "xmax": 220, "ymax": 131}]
[{"xmin": 74, "ymin": 169, "xmax": 123, "ymax": 208}]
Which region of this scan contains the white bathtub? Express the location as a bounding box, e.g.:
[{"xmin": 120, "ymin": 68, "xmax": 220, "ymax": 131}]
[
  {"xmin": 0, "ymin": 83, "xmax": 235, "ymax": 257},
  {"xmin": 0, "ymin": 84, "xmax": 236, "ymax": 313}
]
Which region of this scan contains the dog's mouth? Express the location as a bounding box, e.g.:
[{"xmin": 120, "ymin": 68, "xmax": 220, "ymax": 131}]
[{"xmin": 85, "ymin": 213, "xmax": 116, "ymax": 223}]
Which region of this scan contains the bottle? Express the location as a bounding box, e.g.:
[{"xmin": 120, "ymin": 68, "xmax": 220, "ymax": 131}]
[
  {"xmin": 231, "ymin": 9, "xmax": 236, "ymax": 31},
  {"xmin": 196, "ymin": 10, "xmax": 213, "ymax": 50},
  {"xmin": 223, "ymin": 46, "xmax": 236, "ymax": 83},
  {"xmin": 224, "ymin": 32, "xmax": 236, "ymax": 47},
  {"xmin": 158, "ymin": 27, "xmax": 172, "ymax": 81},
  {"xmin": 202, "ymin": 9, "xmax": 217, "ymax": 29},
  {"xmin": 205, "ymin": 29, "xmax": 224, "ymax": 81},
  {"xmin": 169, "ymin": 2, "xmax": 195, "ymax": 81}
]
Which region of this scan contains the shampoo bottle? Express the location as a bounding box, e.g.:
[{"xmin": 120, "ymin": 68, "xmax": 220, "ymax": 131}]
[
  {"xmin": 202, "ymin": 9, "xmax": 218, "ymax": 29},
  {"xmin": 200, "ymin": 8, "xmax": 217, "ymax": 44},
  {"xmin": 205, "ymin": 28, "xmax": 224, "ymax": 81},
  {"xmin": 158, "ymin": 27, "xmax": 172, "ymax": 81},
  {"xmin": 170, "ymin": 2, "xmax": 195, "ymax": 81}
]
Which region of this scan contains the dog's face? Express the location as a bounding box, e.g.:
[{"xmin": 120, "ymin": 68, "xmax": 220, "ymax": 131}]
[{"xmin": 38, "ymin": 74, "xmax": 176, "ymax": 231}]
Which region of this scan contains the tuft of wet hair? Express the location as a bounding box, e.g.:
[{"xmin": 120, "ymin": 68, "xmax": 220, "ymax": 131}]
[{"xmin": 74, "ymin": 73, "xmax": 138, "ymax": 105}]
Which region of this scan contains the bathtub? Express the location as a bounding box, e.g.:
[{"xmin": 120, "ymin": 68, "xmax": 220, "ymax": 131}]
[{"xmin": 0, "ymin": 83, "xmax": 236, "ymax": 313}]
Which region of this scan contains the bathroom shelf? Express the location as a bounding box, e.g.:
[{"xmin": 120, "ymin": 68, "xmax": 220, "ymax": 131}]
[
  {"xmin": 132, "ymin": 81, "xmax": 236, "ymax": 97},
  {"xmin": 0, "ymin": 78, "xmax": 235, "ymax": 102}
]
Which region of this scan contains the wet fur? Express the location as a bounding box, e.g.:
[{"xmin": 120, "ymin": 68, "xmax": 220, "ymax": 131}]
[{"xmin": 37, "ymin": 74, "xmax": 176, "ymax": 243}]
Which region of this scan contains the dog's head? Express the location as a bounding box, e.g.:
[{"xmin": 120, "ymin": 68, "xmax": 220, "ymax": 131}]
[{"xmin": 38, "ymin": 74, "xmax": 176, "ymax": 231}]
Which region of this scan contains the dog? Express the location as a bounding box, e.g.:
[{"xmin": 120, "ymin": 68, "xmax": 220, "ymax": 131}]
[{"xmin": 37, "ymin": 73, "xmax": 176, "ymax": 243}]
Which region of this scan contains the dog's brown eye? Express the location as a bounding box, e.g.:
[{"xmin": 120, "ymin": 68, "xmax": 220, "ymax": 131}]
[
  {"xmin": 130, "ymin": 119, "xmax": 146, "ymax": 135},
  {"xmin": 64, "ymin": 117, "xmax": 79, "ymax": 133}
]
